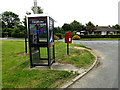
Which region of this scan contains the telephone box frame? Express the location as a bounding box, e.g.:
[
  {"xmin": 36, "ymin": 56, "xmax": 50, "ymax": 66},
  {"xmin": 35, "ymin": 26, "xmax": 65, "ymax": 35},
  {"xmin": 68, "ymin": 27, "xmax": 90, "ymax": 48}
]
[{"xmin": 27, "ymin": 15, "xmax": 55, "ymax": 68}]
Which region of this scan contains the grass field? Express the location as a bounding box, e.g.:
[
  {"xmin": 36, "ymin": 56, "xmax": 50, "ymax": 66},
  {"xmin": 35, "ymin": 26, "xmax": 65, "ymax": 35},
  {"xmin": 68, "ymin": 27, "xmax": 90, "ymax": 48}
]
[{"xmin": 2, "ymin": 41, "xmax": 95, "ymax": 88}]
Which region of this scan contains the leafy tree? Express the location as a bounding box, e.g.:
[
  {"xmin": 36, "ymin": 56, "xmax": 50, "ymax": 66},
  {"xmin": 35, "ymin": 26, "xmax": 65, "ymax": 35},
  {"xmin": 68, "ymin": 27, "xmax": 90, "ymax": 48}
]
[
  {"xmin": 22, "ymin": 11, "xmax": 33, "ymax": 33},
  {"xmin": 2, "ymin": 21, "xmax": 6, "ymax": 28},
  {"xmin": 86, "ymin": 26, "xmax": 97, "ymax": 34},
  {"xmin": 54, "ymin": 27, "xmax": 64, "ymax": 34},
  {"xmin": 31, "ymin": 6, "xmax": 43, "ymax": 14},
  {"xmin": 70, "ymin": 20, "xmax": 84, "ymax": 32},
  {"xmin": 112, "ymin": 24, "xmax": 120, "ymax": 30},
  {"xmin": 85, "ymin": 21, "xmax": 96, "ymax": 34},
  {"xmin": 86, "ymin": 21, "xmax": 95, "ymax": 27},
  {"xmin": 1, "ymin": 11, "xmax": 20, "ymax": 28},
  {"xmin": 22, "ymin": 6, "xmax": 43, "ymax": 33},
  {"xmin": 62, "ymin": 23, "xmax": 71, "ymax": 32}
]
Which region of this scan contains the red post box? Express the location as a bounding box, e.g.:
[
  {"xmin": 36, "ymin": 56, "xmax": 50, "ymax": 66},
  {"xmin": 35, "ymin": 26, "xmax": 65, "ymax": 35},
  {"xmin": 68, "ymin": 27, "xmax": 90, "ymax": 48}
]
[{"xmin": 65, "ymin": 32, "xmax": 72, "ymax": 43}]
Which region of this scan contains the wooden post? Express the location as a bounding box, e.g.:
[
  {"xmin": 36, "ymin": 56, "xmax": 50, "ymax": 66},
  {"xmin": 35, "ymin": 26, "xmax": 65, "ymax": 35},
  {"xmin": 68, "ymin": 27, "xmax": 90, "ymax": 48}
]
[{"xmin": 25, "ymin": 32, "xmax": 27, "ymax": 53}]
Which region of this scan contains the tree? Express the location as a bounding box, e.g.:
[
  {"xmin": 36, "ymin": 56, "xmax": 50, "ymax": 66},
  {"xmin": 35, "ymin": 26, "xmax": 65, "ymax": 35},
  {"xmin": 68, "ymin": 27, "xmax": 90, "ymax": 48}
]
[
  {"xmin": 86, "ymin": 21, "xmax": 95, "ymax": 27},
  {"xmin": 22, "ymin": 17, "xmax": 27, "ymax": 31},
  {"xmin": 22, "ymin": 11, "xmax": 33, "ymax": 33},
  {"xmin": 2, "ymin": 21, "xmax": 6, "ymax": 28},
  {"xmin": 62, "ymin": 23, "xmax": 71, "ymax": 32},
  {"xmin": 112, "ymin": 24, "xmax": 120, "ymax": 30},
  {"xmin": 85, "ymin": 21, "xmax": 96, "ymax": 34},
  {"xmin": 54, "ymin": 27, "xmax": 64, "ymax": 33},
  {"xmin": 70, "ymin": 20, "xmax": 84, "ymax": 32},
  {"xmin": 31, "ymin": 6, "xmax": 43, "ymax": 14},
  {"xmin": 1, "ymin": 11, "xmax": 20, "ymax": 28},
  {"xmin": 86, "ymin": 26, "xmax": 96, "ymax": 34}
]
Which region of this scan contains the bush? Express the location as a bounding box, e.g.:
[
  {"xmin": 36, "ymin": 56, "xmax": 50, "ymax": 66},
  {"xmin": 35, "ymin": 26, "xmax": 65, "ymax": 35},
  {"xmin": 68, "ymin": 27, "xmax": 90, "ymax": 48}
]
[
  {"xmin": 2, "ymin": 32, "xmax": 8, "ymax": 37},
  {"xmin": 19, "ymin": 32, "xmax": 25, "ymax": 37},
  {"xmin": 54, "ymin": 35, "xmax": 60, "ymax": 40},
  {"xmin": 109, "ymin": 32, "xmax": 114, "ymax": 35},
  {"xmin": 11, "ymin": 31, "xmax": 19, "ymax": 37},
  {"xmin": 72, "ymin": 32, "xmax": 75, "ymax": 36},
  {"xmin": 2, "ymin": 28, "xmax": 14, "ymax": 37},
  {"xmin": 55, "ymin": 33, "xmax": 63, "ymax": 39},
  {"xmin": 73, "ymin": 35, "xmax": 81, "ymax": 40},
  {"xmin": 11, "ymin": 28, "xmax": 25, "ymax": 38}
]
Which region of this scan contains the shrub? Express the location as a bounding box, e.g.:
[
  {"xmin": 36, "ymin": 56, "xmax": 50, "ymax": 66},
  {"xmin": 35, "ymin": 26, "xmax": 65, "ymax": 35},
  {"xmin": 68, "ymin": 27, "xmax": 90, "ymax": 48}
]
[
  {"xmin": 55, "ymin": 33, "xmax": 63, "ymax": 39},
  {"xmin": 72, "ymin": 32, "xmax": 75, "ymax": 36},
  {"xmin": 54, "ymin": 35, "xmax": 60, "ymax": 40},
  {"xmin": 2, "ymin": 28, "xmax": 14, "ymax": 37},
  {"xmin": 11, "ymin": 31, "xmax": 19, "ymax": 37},
  {"xmin": 117, "ymin": 33, "xmax": 120, "ymax": 35},
  {"xmin": 19, "ymin": 32, "xmax": 25, "ymax": 37},
  {"xmin": 109, "ymin": 32, "xmax": 114, "ymax": 35},
  {"xmin": 73, "ymin": 35, "xmax": 81, "ymax": 40},
  {"xmin": 11, "ymin": 28, "xmax": 25, "ymax": 38},
  {"xmin": 2, "ymin": 32, "xmax": 8, "ymax": 37}
]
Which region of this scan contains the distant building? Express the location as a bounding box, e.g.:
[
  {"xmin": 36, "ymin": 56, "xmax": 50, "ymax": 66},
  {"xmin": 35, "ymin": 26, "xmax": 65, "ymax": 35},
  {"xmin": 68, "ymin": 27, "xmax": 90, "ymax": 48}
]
[
  {"xmin": 76, "ymin": 25, "xmax": 119, "ymax": 35},
  {"xmin": 93, "ymin": 25, "xmax": 119, "ymax": 35}
]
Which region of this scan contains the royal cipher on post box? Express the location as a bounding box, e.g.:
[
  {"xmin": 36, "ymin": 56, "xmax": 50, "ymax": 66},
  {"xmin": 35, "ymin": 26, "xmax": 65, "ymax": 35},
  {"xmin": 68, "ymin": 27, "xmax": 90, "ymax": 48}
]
[{"xmin": 65, "ymin": 32, "xmax": 72, "ymax": 43}]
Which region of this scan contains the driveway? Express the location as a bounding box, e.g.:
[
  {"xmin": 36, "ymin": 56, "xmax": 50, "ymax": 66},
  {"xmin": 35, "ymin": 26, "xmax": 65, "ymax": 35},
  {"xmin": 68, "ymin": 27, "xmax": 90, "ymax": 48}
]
[{"xmin": 69, "ymin": 40, "xmax": 119, "ymax": 88}]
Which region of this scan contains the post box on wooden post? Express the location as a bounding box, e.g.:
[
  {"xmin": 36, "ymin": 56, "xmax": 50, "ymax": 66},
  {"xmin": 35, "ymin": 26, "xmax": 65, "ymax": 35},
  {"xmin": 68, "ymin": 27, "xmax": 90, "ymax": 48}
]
[{"xmin": 65, "ymin": 32, "xmax": 72, "ymax": 55}]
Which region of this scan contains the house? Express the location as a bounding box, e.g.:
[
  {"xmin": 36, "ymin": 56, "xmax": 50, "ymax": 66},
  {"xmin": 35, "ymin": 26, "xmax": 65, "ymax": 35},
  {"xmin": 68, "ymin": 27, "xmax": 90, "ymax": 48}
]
[
  {"xmin": 76, "ymin": 25, "xmax": 119, "ymax": 35},
  {"xmin": 93, "ymin": 26, "xmax": 119, "ymax": 35}
]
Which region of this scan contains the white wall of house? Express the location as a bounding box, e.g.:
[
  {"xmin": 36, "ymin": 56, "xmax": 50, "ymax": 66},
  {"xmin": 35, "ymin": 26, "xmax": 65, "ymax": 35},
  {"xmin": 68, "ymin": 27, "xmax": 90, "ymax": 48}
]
[
  {"xmin": 80, "ymin": 33, "xmax": 84, "ymax": 35},
  {"xmin": 76, "ymin": 32, "xmax": 80, "ymax": 35},
  {"xmin": 92, "ymin": 32, "xmax": 94, "ymax": 35},
  {"xmin": 101, "ymin": 31, "xmax": 107, "ymax": 35}
]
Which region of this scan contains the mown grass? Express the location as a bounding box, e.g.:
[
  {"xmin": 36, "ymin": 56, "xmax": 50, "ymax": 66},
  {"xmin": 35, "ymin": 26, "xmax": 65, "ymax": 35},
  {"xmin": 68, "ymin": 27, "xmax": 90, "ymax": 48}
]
[
  {"xmin": 2, "ymin": 40, "xmax": 95, "ymax": 88},
  {"xmin": 55, "ymin": 41, "xmax": 95, "ymax": 68}
]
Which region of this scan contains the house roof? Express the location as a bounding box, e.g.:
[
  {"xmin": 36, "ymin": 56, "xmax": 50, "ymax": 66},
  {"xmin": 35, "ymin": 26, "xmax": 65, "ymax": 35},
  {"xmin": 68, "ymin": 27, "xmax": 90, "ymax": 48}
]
[{"xmin": 95, "ymin": 26, "xmax": 119, "ymax": 32}]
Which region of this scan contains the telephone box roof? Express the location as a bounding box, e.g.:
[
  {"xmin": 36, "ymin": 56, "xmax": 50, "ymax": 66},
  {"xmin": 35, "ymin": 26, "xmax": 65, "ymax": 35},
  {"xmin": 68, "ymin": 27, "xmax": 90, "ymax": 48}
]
[{"xmin": 27, "ymin": 14, "xmax": 55, "ymax": 21}]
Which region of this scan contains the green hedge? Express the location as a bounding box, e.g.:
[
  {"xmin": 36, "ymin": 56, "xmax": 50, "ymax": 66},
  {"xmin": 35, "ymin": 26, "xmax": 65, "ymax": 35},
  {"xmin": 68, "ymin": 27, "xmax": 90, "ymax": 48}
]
[
  {"xmin": 2, "ymin": 32, "xmax": 8, "ymax": 37},
  {"xmin": 11, "ymin": 32, "xmax": 24, "ymax": 38},
  {"xmin": 55, "ymin": 33, "xmax": 63, "ymax": 39},
  {"xmin": 2, "ymin": 28, "xmax": 26, "ymax": 38},
  {"xmin": 79, "ymin": 35, "xmax": 120, "ymax": 38}
]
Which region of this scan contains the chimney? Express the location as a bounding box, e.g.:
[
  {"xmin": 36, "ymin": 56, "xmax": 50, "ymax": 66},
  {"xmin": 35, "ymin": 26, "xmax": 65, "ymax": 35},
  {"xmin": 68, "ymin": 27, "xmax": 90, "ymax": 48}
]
[
  {"xmin": 108, "ymin": 25, "xmax": 111, "ymax": 28},
  {"xmin": 96, "ymin": 25, "xmax": 98, "ymax": 27}
]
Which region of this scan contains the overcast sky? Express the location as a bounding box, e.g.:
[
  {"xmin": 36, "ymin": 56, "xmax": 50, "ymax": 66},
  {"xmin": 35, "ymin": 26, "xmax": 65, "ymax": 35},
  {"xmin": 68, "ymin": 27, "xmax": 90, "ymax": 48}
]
[{"xmin": 0, "ymin": 0, "xmax": 119, "ymax": 27}]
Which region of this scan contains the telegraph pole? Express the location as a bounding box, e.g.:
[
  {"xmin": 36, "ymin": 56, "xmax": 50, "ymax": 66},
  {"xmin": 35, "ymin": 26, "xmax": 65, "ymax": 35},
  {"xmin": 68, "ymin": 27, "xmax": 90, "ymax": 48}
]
[{"xmin": 34, "ymin": 0, "xmax": 38, "ymax": 14}]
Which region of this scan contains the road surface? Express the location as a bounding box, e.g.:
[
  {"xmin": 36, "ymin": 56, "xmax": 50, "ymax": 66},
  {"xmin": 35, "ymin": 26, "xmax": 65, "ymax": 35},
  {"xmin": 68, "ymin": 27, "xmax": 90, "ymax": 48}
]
[{"xmin": 69, "ymin": 40, "xmax": 119, "ymax": 88}]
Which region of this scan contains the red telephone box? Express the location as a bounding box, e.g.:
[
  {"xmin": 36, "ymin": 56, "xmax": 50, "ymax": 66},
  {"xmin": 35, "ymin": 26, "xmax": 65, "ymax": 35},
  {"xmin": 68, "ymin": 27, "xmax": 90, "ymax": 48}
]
[{"xmin": 65, "ymin": 32, "xmax": 72, "ymax": 43}]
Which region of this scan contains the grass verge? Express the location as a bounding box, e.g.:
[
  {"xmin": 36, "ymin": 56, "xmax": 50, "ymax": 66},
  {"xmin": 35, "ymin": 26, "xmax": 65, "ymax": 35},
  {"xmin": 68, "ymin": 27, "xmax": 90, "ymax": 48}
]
[
  {"xmin": 55, "ymin": 41, "xmax": 95, "ymax": 68},
  {"xmin": 2, "ymin": 40, "xmax": 95, "ymax": 88}
]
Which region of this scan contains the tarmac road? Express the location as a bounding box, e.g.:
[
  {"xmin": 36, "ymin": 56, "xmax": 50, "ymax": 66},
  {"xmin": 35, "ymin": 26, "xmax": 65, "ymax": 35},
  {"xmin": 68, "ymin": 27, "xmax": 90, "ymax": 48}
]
[{"xmin": 69, "ymin": 40, "xmax": 119, "ymax": 88}]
